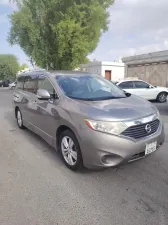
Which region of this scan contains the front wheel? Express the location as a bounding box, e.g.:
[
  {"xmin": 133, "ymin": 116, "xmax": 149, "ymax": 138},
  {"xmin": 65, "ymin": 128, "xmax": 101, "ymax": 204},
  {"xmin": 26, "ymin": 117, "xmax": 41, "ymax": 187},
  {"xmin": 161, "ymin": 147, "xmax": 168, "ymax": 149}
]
[
  {"xmin": 157, "ymin": 92, "xmax": 167, "ymax": 103},
  {"xmin": 16, "ymin": 109, "xmax": 25, "ymax": 129},
  {"xmin": 59, "ymin": 130, "xmax": 83, "ymax": 171}
]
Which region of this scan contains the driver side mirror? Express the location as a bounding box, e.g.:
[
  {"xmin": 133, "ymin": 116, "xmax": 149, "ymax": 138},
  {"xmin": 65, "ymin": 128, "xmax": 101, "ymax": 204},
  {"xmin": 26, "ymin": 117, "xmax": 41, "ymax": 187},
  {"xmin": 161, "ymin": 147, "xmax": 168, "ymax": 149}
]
[
  {"xmin": 123, "ymin": 90, "xmax": 131, "ymax": 97},
  {"xmin": 37, "ymin": 89, "xmax": 51, "ymax": 100},
  {"xmin": 149, "ymin": 85, "xmax": 154, "ymax": 89},
  {"xmin": 125, "ymin": 92, "xmax": 131, "ymax": 97}
]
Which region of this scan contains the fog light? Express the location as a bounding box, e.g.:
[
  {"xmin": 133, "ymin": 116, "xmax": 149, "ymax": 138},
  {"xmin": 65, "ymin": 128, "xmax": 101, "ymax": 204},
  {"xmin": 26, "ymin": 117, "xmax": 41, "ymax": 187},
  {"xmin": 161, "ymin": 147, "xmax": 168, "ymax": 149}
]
[{"xmin": 101, "ymin": 154, "xmax": 122, "ymax": 166}]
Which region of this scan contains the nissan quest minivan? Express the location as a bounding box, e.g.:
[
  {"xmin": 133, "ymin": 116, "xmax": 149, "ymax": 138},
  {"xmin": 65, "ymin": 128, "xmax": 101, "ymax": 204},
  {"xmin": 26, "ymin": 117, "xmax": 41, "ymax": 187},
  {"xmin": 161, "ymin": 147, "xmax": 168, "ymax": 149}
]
[{"xmin": 13, "ymin": 70, "xmax": 165, "ymax": 170}]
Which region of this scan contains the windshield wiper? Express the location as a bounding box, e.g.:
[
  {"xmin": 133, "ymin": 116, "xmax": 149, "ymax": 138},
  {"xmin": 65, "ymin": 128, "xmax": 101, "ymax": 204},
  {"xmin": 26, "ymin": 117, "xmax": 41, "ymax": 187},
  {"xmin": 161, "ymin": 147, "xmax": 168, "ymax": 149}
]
[
  {"xmin": 95, "ymin": 96, "xmax": 126, "ymax": 100},
  {"xmin": 68, "ymin": 96, "xmax": 126, "ymax": 101},
  {"xmin": 67, "ymin": 96, "xmax": 94, "ymax": 101}
]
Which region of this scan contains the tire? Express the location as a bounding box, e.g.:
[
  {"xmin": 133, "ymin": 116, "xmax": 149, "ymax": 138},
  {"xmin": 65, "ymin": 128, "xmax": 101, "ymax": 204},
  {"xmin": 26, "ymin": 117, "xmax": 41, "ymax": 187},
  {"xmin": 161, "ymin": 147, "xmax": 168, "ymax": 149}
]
[
  {"xmin": 16, "ymin": 108, "xmax": 25, "ymax": 129},
  {"xmin": 59, "ymin": 130, "xmax": 83, "ymax": 171},
  {"xmin": 157, "ymin": 92, "xmax": 167, "ymax": 103}
]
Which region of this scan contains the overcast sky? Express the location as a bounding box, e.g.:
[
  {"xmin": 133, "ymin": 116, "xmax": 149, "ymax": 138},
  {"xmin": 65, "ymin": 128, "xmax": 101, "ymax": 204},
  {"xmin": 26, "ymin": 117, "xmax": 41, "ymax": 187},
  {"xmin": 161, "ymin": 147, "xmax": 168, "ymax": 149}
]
[{"xmin": 0, "ymin": 0, "xmax": 168, "ymax": 65}]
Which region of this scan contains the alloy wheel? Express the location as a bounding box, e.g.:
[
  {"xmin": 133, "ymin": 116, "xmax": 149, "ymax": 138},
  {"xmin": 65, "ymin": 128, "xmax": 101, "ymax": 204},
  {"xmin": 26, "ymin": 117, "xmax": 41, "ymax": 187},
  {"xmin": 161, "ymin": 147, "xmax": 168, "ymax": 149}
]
[
  {"xmin": 17, "ymin": 110, "xmax": 23, "ymax": 127},
  {"xmin": 61, "ymin": 136, "xmax": 77, "ymax": 166},
  {"xmin": 159, "ymin": 93, "xmax": 167, "ymax": 103}
]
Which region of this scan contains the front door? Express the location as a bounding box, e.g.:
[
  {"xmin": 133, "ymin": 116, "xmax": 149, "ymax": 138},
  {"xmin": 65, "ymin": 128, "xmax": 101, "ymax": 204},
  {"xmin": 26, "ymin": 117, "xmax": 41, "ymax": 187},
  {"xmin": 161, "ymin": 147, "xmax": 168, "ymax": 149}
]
[
  {"xmin": 105, "ymin": 70, "xmax": 112, "ymax": 80},
  {"xmin": 34, "ymin": 75, "xmax": 59, "ymax": 144},
  {"xmin": 133, "ymin": 81, "xmax": 153, "ymax": 99}
]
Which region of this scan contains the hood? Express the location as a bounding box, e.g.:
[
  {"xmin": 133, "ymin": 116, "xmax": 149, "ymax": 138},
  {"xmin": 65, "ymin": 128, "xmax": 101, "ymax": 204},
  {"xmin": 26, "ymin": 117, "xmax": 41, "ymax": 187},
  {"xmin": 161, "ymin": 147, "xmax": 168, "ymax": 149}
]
[{"xmin": 67, "ymin": 95, "xmax": 157, "ymax": 121}]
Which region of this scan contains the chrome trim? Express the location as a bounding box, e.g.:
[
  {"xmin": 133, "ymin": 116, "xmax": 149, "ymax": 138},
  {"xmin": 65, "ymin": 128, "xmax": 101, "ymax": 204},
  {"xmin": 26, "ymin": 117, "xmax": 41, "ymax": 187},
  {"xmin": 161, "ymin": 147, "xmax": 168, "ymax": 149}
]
[
  {"xmin": 120, "ymin": 119, "xmax": 162, "ymax": 142},
  {"xmin": 145, "ymin": 124, "xmax": 152, "ymax": 133},
  {"xmin": 124, "ymin": 114, "xmax": 158, "ymax": 127},
  {"xmin": 128, "ymin": 156, "xmax": 145, "ymax": 163}
]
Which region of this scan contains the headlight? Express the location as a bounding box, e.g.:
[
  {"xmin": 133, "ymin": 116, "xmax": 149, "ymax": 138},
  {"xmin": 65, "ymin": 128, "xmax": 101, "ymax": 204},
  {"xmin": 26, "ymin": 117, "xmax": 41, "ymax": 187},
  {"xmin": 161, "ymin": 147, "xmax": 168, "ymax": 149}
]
[
  {"xmin": 152, "ymin": 105, "xmax": 160, "ymax": 120},
  {"xmin": 85, "ymin": 119, "xmax": 127, "ymax": 135},
  {"xmin": 156, "ymin": 108, "xmax": 160, "ymax": 119}
]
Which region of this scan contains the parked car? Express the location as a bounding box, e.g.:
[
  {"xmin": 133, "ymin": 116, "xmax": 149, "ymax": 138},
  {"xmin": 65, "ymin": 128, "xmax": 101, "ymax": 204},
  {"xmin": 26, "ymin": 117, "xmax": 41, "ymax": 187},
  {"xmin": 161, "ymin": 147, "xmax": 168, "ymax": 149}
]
[
  {"xmin": 0, "ymin": 80, "xmax": 9, "ymax": 87},
  {"xmin": 13, "ymin": 71, "xmax": 165, "ymax": 170},
  {"xmin": 116, "ymin": 78, "xmax": 168, "ymax": 103},
  {"xmin": 9, "ymin": 81, "xmax": 17, "ymax": 89}
]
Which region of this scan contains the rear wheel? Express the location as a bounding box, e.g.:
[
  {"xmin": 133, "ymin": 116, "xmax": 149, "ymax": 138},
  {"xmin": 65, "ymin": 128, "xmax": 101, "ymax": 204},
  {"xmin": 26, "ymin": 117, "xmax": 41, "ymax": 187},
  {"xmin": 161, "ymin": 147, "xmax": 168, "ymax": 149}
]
[
  {"xmin": 59, "ymin": 130, "xmax": 83, "ymax": 171},
  {"xmin": 16, "ymin": 108, "xmax": 25, "ymax": 129},
  {"xmin": 157, "ymin": 92, "xmax": 167, "ymax": 103}
]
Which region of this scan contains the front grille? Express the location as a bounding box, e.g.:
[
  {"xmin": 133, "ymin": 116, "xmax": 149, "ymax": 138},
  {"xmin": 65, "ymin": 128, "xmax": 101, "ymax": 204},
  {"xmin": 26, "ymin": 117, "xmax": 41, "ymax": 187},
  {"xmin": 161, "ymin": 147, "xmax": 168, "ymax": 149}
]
[{"xmin": 121, "ymin": 119, "xmax": 160, "ymax": 139}]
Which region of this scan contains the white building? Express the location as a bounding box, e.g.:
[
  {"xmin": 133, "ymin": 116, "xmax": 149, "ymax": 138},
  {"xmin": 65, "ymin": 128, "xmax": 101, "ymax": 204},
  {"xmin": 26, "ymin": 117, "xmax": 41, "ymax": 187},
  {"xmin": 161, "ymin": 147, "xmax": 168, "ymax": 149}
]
[{"xmin": 80, "ymin": 61, "xmax": 125, "ymax": 81}]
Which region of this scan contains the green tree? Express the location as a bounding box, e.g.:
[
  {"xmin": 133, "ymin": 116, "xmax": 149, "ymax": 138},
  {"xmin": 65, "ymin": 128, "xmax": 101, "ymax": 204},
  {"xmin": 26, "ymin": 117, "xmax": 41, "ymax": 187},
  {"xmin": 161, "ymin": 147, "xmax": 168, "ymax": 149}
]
[
  {"xmin": 8, "ymin": 0, "xmax": 114, "ymax": 70},
  {"xmin": 20, "ymin": 63, "xmax": 28, "ymax": 71},
  {"xmin": 0, "ymin": 54, "xmax": 19, "ymax": 80}
]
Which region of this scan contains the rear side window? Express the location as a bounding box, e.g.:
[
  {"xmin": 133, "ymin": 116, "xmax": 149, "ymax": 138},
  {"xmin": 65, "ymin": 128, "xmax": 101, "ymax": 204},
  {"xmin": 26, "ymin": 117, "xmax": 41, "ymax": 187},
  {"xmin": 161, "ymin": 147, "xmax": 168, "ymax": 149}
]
[
  {"xmin": 15, "ymin": 76, "xmax": 25, "ymax": 90},
  {"xmin": 118, "ymin": 81, "xmax": 134, "ymax": 89},
  {"xmin": 24, "ymin": 74, "xmax": 38, "ymax": 93},
  {"xmin": 38, "ymin": 76, "xmax": 55, "ymax": 95}
]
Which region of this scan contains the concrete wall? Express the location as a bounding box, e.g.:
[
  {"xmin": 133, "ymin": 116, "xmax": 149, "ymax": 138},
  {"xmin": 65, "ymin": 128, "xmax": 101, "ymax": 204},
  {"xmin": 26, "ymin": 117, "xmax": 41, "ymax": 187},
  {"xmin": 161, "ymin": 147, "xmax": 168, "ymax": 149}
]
[
  {"xmin": 126, "ymin": 63, "xmax": 168, "ymax": 86},
  {"xmin": 80, "ymin": 61, "xmax": 125, "ymax": 81},
  {"xmin": 80, "ymin": 62, "xmax": 102, "ymax": 75},
  {"xmin": 123, "ymin": 50, "xmax": 168, "ymax": 65},
  {"xmin": 122, "ymin": 50, "xmax": 168, "ymax": 87}
]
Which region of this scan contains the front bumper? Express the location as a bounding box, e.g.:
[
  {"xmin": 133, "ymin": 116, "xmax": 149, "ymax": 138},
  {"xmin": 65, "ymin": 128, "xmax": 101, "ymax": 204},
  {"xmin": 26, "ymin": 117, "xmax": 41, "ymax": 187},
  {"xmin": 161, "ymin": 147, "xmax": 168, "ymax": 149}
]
[{"xmin": 79, "ymin": 121, "xmax": 165, "ymax": 169}]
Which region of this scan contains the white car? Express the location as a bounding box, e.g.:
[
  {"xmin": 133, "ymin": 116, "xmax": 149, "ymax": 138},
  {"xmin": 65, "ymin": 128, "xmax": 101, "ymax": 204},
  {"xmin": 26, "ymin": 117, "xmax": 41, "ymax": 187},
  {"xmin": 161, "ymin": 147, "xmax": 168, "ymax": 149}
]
[
  {"xmin": 9, "ymin": 81, "xmax": 17, "ymax": 89},
  {"xmin": 116, "ymin": 79, "xmax": 168, "ymax": 103}
]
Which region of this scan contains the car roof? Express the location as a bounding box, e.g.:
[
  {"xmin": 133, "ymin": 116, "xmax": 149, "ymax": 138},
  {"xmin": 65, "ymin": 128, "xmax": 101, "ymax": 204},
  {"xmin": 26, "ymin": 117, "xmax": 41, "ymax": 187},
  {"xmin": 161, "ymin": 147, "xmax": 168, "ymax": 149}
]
[
  {"xmin": 118, "ymin": 78, "xmax": 143, "ymax": 83},
  {"xmin": 18, "ymin": 70, "xmax": 93, "ymax": 77},
  {"xmin": 49, "ymin": 70, "xmax": 94, "ymax": 77}
]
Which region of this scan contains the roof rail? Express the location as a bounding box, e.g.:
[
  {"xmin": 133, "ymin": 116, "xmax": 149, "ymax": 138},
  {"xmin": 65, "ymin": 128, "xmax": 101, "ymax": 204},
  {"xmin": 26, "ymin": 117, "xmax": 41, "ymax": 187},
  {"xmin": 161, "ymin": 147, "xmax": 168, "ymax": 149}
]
[
  {"xmin": 19, "ymin": 68, "xmax": 46, "ymax": 74},
  {"xmin": 32, "ymin": 68, "xmax": 46, "ymax": 71}
]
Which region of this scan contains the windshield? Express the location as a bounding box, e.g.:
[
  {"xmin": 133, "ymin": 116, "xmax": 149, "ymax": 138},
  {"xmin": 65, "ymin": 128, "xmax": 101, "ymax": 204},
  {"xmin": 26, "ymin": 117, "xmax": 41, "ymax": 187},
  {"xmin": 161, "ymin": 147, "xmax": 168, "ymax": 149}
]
[{"xmin": 56, "ymin": 75, "xmax": 126, "ymax": 101}]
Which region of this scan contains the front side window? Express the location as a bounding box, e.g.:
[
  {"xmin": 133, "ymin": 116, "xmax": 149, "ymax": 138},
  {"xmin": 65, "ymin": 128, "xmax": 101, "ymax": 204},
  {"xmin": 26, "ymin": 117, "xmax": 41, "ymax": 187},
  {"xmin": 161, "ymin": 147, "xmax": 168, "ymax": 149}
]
[
  {"xmin": 16, "ymin": 76, "xmax": 25, "ymax": 90},
  {"xmin": 118, "ymin": 81, "xmax": 134, "ymax": 89},
  {"xmin": 38, "ymin": 76, "xmax": 55, "ymax": 95},
  {"xmin": 24, "ymin": 74, "xmax": 38, "ymax": 93},
  {"xmin": 56, "ymin": 75, "xmax": 126, "ymax": 101},
  {"xmin": 134, "ymin": 81, "xmax": 149, "ymax": 89}
]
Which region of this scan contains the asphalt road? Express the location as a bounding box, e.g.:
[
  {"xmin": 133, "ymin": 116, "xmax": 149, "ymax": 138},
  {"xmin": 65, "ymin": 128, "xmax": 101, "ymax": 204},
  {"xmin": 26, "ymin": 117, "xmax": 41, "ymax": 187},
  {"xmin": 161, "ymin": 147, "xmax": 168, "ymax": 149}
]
[{"xmin": 0, "ymin": 89, "xmax": 168, "ymax": 225}]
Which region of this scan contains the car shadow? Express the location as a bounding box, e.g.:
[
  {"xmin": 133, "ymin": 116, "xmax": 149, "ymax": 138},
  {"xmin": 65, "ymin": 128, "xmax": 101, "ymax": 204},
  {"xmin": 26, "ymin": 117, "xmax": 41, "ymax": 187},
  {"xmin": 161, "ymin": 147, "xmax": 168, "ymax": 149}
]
[{"xmin": 4, "ymin": 110, "xmax": 63, "ymax": 168}]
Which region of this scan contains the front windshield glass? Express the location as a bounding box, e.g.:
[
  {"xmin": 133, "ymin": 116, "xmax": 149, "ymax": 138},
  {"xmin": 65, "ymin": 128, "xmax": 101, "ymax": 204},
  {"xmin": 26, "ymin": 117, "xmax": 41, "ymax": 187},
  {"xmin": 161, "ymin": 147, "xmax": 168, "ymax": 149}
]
[{"xmin": 56, "ymin": 75, "xmax": 126, "ymax": 101}]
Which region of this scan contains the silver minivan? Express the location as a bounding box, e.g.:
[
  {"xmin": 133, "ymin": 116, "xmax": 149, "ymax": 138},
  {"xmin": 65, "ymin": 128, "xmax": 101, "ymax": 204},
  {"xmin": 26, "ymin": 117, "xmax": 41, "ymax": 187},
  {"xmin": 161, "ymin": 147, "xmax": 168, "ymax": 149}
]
[{"xmin": 13, "ymin": 70, "xmax": 165, "ymax": 170}]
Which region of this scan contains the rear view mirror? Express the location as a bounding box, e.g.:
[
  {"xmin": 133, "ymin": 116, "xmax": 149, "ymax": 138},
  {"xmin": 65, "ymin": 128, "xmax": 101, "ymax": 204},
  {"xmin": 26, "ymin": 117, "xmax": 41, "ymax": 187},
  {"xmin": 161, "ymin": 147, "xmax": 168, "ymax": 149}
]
[{"xmin": 37, "ymin": 89, "xmax": 50, "ymax": 100}]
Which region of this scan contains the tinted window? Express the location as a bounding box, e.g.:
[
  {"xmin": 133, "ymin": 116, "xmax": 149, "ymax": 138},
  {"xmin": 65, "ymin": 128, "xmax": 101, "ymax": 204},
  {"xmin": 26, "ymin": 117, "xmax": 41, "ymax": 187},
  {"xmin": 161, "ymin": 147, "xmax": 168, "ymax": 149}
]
[
  {"xmin": 56, "ymin": 75, "xmax": 126, "ymax": 101},
  {"xmin": 38, "ymin": 76, "xmax": 55, "ymax": 95},
  {"xmin": 118, "ymin": 81, "xmax": 134, "ymax": 89},
  {"xmin": 16, "ymin": 76, "xmax": 25, "ymax": 90},
  {"xmin": 134, "ymin": 81, "xmax": 149, "ymax": 89},
  {"xmin": 24, "ymin": 74, "xmax": 38, "ymax": 93}
]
